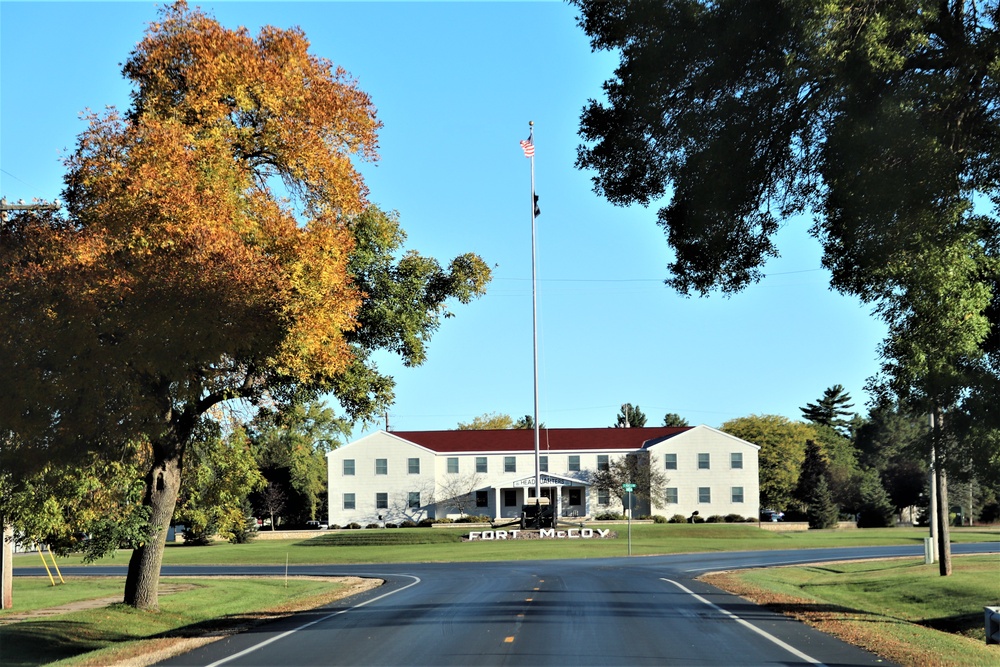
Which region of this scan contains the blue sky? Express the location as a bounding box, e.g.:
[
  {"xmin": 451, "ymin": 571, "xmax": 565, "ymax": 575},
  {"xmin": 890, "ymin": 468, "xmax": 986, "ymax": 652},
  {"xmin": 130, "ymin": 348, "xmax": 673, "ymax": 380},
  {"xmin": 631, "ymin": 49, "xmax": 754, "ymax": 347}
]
[{"xmin": 1, "ymin": 1, "xmax": 888, "ymax": 434}]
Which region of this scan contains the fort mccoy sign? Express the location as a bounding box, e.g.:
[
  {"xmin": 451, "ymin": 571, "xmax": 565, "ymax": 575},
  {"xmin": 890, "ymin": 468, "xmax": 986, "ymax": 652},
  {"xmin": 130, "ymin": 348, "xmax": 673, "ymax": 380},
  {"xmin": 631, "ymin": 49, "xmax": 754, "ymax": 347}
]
[{"xmin": 466, "ymin": 528, "xmax": 616, "ymax": 541}]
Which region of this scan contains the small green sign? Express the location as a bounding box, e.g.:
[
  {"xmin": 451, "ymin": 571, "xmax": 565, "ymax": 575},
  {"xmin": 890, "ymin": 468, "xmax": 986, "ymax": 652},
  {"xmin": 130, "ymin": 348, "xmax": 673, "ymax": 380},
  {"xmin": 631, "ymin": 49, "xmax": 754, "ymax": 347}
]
[{"xmin": 622, "ymin": 483, "xmax": 636, "ymax": 491}]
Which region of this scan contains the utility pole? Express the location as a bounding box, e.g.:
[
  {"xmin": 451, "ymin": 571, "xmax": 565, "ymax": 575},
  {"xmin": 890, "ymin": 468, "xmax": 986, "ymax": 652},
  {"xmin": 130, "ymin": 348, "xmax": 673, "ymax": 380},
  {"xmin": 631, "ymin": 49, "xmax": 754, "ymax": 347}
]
[
  {"xmin": 0, "ymin": 196, "xmax": 62, "ymax": 609},
  {"xmin": 0, "ymin": 197, "xmax": 61, "ymax": 221}
]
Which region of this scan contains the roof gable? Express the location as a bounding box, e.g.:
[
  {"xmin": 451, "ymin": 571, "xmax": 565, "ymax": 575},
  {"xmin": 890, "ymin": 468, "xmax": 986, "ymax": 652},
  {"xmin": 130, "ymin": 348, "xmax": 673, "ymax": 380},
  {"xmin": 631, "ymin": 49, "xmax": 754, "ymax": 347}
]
[{"xmin": 384, "ymin": 427, "xmax": 691, "ymax": 454}]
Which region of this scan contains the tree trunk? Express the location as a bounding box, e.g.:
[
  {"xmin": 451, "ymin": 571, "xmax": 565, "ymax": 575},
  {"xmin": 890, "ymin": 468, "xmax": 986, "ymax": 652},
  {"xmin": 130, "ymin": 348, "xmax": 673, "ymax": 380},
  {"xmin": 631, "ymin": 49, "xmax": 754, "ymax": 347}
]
[
  {"xmin": 123, "ymin": 451, "xmax": 183, "ymax": 610},
  {"xmin": 936, "ymin": 464, "xmax": 952, "ymax": 576},
  {"xmin": 1, "ymin": 515, "xmax": 13, "ymax": 609},
  {"xmin": 932, "ymin": 408, "xmax": 952, "ymax": 576}
]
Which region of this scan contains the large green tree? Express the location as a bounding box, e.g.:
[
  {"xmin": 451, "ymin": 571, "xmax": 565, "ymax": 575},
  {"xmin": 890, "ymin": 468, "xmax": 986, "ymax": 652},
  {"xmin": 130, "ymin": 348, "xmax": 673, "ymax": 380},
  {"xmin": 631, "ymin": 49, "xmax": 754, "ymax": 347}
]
[
  {"xmin": 572, "ymin": 0, "xmax": 1000, "ymax": 575},
  {"xmin": 800, "ymin": 385, "xmax": 856, "ymax": 436},
  {"xmin": 0, "ymin": 3, "xmax": 489, "ymax": 609},
  {"xmin": 250, "ymin": 400, "xmax": 350, "ymax": 524},
  {"xmin": 721, "ymin": 415, "xmax": 816, "ymax": 510}
]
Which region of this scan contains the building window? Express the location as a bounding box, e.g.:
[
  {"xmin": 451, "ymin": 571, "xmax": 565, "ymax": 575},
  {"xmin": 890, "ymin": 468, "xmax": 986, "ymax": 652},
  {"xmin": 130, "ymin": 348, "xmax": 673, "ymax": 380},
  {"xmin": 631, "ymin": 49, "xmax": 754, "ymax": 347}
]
[
  {"xmin": 503, "ymin": 489, "xmax": 517, "ymax": 507},
  {"xmin": 343, "ymin": 459, "xmax": 355, "ymax": 476},
  {"xmin": 408, "ymin": 458, "xmax": 420, "ymax": 474},
  {"xmin": 665, "ymin": 487, "xmax": 678, "ymax": 504},
  {"xmin": 343, "ymin": 493, "xmax": 355, "ymax": 510},
  {"xmin": 376, "ymin": 492, "xmax": 388, "ymax": 509},
  {"xmin": 664, "ymin": 453, "xmax": 677, "ymax": 470},
  {"xmin": 408, "ymin": 492, "xmax": 421, "ymax": 509},
  {"xmin": 731, "ymin": 452, "xmax": 743, "ymax": 469},
  {"xmin": 597, "ymin": 455, "xmax": 609, "ymax": 471},
  {"xmin": 568, "ymin": 455, "xmax": 580, "ymax": 472},
  {"xmin": 540, "ymin": 455, "xmax": 548, "ymax": 472},
  {"xmin": 476, "ymin": 456, "xmax": 488, "ymax": 473},
  {"xmin": 597, "ymin": 488, "xmax": 610, "ymax": 506},
  {"xmin": 447, "ymin": 457, "xmax": 459, "ymax": 474},
  {"xmin": 698, "ymin": 487, "xmax": 711, "ymax": 503},
  {"xmin": 476, "ymin": 490, "xmax": 489, "ymax": 508},
  {"xmin": 698, "ymin": 453, "xmax": 711, "ymax": 470},
  {"xmin": 568, "ymin": 488, "xmax": 583, "ymax": 505},
  {"xmin": 732, "ymin": 487, "xmax": 744, "ymax": 503},
  {"xmin": 375, "ymin": 458, "xmax": 387, "ymax": 475},
  {"xmin": 504, "ymin": 456, "xmax": 516, "ymax": 473}
]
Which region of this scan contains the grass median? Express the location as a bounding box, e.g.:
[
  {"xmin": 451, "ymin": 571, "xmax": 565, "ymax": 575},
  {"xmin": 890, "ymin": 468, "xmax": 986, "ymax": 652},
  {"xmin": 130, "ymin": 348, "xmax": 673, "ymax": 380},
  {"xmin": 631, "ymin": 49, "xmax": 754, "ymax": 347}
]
[{"xmin": 703, "ymin": 555, "xmax": 1000, "ymax": 667}]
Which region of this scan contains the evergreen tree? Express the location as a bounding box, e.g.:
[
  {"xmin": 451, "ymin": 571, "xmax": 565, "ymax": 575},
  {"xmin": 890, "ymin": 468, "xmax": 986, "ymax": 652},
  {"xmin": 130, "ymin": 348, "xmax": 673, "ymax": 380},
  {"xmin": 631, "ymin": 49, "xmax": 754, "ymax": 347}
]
[
  {"xmin": 856, "ymin": 469, "xmax": 896, "ymax": 528},
  {"xmin": 614, "ymin": 403, "xmax": 647, "ymax": 428},
  {"xmin": 805, "ymin": 476, "xmax": 840, "ymax": 530},
  {"xmin": 795, "ymin": 439, "xmax": 839, "ymax": 529},
  {"xmin": 662, "ymin": 413, "xmax": 689, "ymax": 427},
  {"xmin": 800, "ymin": 385, "xmax": 855, "ymax": 435}
]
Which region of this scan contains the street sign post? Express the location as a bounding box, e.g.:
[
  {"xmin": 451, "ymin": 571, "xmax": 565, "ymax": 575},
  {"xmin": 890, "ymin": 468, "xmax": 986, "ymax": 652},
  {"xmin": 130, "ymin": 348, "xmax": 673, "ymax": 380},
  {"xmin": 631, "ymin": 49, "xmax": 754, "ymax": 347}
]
[{"xmin": 622, "ymin": 483, "xmax": 636, "ymax": 555}]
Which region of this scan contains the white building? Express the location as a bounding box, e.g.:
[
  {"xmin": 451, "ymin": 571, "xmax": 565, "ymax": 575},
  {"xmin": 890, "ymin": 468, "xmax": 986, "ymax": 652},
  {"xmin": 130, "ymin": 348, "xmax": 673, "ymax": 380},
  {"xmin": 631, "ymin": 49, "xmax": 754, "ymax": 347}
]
[{"xmin": 326, "ymin": 425, "xmax": 760, "ymax": 526}]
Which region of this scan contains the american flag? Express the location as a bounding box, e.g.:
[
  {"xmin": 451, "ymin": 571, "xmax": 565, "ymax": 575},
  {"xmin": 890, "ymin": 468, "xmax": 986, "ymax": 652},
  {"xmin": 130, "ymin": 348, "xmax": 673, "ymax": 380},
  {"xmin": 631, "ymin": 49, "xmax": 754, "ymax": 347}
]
[{"xmin": 520, "ymin": 137, "xmax": 535, "ymax": 158}]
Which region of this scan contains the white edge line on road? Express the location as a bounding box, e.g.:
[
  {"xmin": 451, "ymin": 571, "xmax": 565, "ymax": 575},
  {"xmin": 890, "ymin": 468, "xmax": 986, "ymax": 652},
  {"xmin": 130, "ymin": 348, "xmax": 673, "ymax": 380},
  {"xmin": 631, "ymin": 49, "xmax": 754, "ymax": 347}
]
[
  {"xmin": 661, "ymin": 578, "xmax": 827, "ymax": 666},
  {"xmin": 684, "ymin": 557, "xmax": 837, "ymax": 573},
  {"xmin": 204, "ymin": 575, "xmax": 421, "ymax": 667}
]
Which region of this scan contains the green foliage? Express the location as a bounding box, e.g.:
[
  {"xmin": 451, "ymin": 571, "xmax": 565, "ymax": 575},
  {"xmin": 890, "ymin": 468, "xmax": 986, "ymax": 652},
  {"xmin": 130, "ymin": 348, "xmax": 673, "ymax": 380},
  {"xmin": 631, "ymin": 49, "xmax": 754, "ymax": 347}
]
[
  {"xmin": 652, "ymin": 514, "xmax": 668, "ymax": 523},
  {"xmin": 613, "ymin": 403, "xmax": 647, "ymax": 428},
  {"xmin": 571, "ymin": 0, "xmax": 1000, "ymax": 490},
  {"xmin": 661, "ymin": 413, "xmax": 689, "ymax": 427},
  {"xmin": 250, "ymin": 399, "xmax": 349, "ymax": 523},
  {"xmin": 857, "ymin": 469, "xmax": 896, "ymax": 528},
  {"xmin": 721, "ymin": 415, "xmax": 816, "ymax": 509},
  {"xmin": 669, "ymin": 514, "xmax": 687, "ymax": 523},
  {"xmin": 805, "ymin": 476, "xmax": 840, "ymax": 530},
  {"xmin": 800, "ymin": 385, "xmax": 855, "ymax": 435},
  {"xmin": 594, "ymin": 511, "xmax": 627, "ymax": 520},
  {"xmin": 0, "ymin": 443, "xmax": 150, "ymax": 561},
  {"xmin": 340, "ymin": 206, "xmax": 491, "ymax": 421},
  {"xmin": 458, "ymin": 412, "xmax": 515, "ymax": 430},
  {"xmin": 175, "ymin": 424, "xmax": 265, "ymax": 544}
]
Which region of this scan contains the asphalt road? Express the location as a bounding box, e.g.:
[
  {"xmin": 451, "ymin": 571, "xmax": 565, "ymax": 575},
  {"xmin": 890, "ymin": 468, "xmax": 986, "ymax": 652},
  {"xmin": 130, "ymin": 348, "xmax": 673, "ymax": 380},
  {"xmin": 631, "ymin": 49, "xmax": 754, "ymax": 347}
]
[{"xmin": 21, "ymin": 542, "xmax": 999, "ymax": 666}]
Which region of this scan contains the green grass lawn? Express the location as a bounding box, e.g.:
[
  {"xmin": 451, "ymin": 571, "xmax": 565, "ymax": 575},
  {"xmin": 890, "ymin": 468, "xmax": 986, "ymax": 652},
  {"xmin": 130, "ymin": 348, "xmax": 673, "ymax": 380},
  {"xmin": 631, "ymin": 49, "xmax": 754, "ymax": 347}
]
[
  {"xmin": 13, "ymin": 523, "xmax": 999, "ymax": 568},
  {"xmin": 704, "ymin": 555, "xmax": 1000, "ymax": 667},
  {"xmin": 0, "ymin": 577, "xmax": 353, "ymax": 667},
  {"xmin": 4, "ymin": 524, "xmax": 998, "ymax": 666}
]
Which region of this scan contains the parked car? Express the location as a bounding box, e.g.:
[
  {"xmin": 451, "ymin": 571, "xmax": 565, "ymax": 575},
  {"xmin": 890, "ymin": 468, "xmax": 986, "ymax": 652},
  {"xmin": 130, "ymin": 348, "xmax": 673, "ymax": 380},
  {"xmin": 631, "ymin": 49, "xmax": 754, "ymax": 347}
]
[
  {"xmin": 305, "ymin": 521, "xmax": 329, "ymax": 530},
  {"xmin": 760, "ymin": 509, "xmax": 783, "ymax": 522}
]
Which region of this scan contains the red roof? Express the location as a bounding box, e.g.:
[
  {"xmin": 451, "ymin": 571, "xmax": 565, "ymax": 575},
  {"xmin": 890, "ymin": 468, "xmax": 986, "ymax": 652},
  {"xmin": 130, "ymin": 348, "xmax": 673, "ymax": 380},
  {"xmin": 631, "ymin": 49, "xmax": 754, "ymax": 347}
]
[{"xmin": 388, "ymin": 427, "xmax": 691, "ymax": 453}]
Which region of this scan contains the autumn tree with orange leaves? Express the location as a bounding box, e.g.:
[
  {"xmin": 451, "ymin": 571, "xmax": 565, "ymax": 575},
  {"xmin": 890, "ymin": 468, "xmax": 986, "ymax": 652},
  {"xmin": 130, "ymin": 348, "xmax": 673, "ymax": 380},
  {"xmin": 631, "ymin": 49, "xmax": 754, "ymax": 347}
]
[{"xmin": 0, "ymin": 2, "xmax": 489, "ymax": 610}]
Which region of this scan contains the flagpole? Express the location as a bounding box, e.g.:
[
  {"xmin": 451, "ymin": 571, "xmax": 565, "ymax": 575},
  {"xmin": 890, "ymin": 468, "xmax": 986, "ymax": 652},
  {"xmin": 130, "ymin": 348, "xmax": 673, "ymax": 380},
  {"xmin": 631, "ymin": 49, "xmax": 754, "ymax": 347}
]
[{"xmin": 528, "ymin": 121, "xmax": 541, "ymax": 502}]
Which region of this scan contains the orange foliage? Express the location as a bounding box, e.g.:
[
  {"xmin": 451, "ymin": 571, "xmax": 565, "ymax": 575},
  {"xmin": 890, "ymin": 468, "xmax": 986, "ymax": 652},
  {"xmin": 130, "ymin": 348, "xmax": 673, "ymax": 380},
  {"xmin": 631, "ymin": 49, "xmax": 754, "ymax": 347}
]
[{"xmin": 2, "ymin": 1, "xmax": 380, "ymax": 444}]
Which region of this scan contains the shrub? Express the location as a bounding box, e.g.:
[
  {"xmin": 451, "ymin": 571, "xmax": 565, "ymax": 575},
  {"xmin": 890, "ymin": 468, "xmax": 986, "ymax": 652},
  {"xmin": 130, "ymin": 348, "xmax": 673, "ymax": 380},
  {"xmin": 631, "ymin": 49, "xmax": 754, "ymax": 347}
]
[
  {"xmin": 433, "ymin": 517, "xmax": 454, "ymax": 524},
  {"xmin": 594, "ymin": 511, "xmax": 626, "ymax": 521},
  {"xmin": 669, "ymin": 514, "xmax": 687, "ymax": 523},
  {"xmin": 456, "ymin": 515, "xmax": 490, "ymax": 523},
  {"xmin": 329, "ymin": 524, "xmax": 341, "ymax": 530},
  {"xmin": 652, "ymin": 515, "xmax": 668, "ymax": 524},
  {"xmin": 705, "ymin": 515, "xmax": 725, "ymax": 523},
  {"xmin": 400, "ymin": 520, "xmax": 417, "ymax": 528},
  {"xmin": 345, "ymin": 522, "xmax": 361, "ymax": 530},
  {"xmin": 690, "ymin": 515, "xmax": 706, "ymax": 523},
  {"xmin": 745, "ymin": 517, "xmax": 758, "ymax": 523},
  {"xmin": 723, "ymin": 514, "xmax": 745, "ymax": 523},
  {"xmin": 418, "ymin": 517, "xmax": 437, "ymax": 527},
  {"xmin": 384, "ymin": 523, "xmax": 398, "ymax": 529},
  {"xmin": 365, "ymin": 523, "xmax": 380, "ymax": 529}
]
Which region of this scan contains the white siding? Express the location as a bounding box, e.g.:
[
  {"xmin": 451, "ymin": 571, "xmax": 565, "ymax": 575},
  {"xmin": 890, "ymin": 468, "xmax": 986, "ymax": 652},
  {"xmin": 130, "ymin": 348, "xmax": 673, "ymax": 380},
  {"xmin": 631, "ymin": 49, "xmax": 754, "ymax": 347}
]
[
  {"xmin": 327, "ymin": 425, "xmax": 760, "ymax": 526},
  {"xmin": 646, "ymin": 425, "xmax": 760, "ymax": 520}
]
